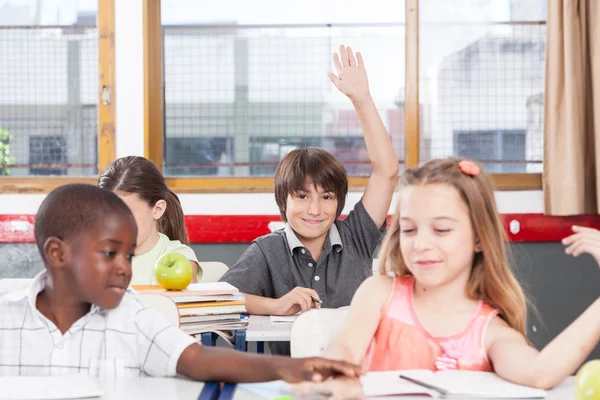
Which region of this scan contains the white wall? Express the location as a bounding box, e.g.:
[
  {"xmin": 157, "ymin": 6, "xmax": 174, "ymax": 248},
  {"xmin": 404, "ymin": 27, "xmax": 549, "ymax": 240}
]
[{"xmin": 0, "ymin": 190, "xmax": 543, "ymax": 215}]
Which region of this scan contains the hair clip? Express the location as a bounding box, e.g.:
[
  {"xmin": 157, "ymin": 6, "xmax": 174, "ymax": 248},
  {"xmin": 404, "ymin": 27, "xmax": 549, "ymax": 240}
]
[{"xmin": 458, "ymin": 160, "xmax": 480, "ymax": 176}]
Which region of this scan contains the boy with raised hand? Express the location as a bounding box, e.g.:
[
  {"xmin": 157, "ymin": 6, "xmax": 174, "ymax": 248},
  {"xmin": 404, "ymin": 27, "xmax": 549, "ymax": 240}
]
[
  {"xmin": 220, "ymin": 45, "xmax": 399, "ymax": 318},
  {"xmin": 0, "ymin": 184, "xmax": 361, "ymax": 382}
]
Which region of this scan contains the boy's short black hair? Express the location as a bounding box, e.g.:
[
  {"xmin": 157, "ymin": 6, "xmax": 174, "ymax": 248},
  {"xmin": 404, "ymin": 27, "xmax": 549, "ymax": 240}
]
[
  {"xmin": 34, "ymin": 184, "xmax": 135, "ymax": 256},
  {"xmin": 274, "ymin": 147, "xmax": 348, "ymax": 222}
]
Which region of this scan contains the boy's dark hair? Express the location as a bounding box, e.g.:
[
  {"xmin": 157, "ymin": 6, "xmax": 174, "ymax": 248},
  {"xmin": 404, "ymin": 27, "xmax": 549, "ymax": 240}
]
[
  {"xmin": 98, "ymin": 156, "xmax": 189, "ymax": 244},
  {"xmin": 34, "ymin": 184, "xmax": 135, "ymax": 256},
  {"xmin": 274, "ymin": 148, "xmax": 348, "ymax": 222}
]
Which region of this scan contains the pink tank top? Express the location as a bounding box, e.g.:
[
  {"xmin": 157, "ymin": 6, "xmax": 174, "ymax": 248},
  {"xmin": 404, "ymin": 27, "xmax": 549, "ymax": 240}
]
[{"xmin": 364, "ymin": 276, "xmax": 499, "ymax": 372}]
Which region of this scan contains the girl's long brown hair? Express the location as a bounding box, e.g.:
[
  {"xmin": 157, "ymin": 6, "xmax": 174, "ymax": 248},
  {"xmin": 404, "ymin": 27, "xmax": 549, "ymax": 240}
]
[
  {"xmin": 378, "ymin": 158, "xmax": 527, "ymax": 336},
  {"xmin": 98, "ymin": 156, "xmax": 189, "ymax": 244}
]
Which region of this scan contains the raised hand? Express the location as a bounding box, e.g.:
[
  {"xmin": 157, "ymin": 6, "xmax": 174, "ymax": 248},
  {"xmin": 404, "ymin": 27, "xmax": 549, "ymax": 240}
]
[
  {"xmin": 562, "ymin": 225, "xmax": 600, "ymax": 266},
  {"xmin": 328, "ymin": 45, "xmax": 370, "ymax": 102}
]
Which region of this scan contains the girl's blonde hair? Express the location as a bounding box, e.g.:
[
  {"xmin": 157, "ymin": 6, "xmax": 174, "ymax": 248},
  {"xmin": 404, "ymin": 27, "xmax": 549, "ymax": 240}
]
[{"xmin": 379, "ymin": 158, "xmax": 527, "ymax": 336}]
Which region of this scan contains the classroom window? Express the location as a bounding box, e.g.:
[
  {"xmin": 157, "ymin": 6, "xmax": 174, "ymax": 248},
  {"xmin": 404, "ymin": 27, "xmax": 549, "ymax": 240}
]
[
  {"xmin": 148, "ymin": 0, "xmax": 546, "ymax": 190},
  {"xmin": 0, "ymin": 2, "xmax": 100, "ymax": 178},
  {"xmin": 454, "ymin": 130, "xmax": 526, "ymax": 173},
  {"xmin": 419, "ymin": 0, "xmax": 546, "ymax": 173},
  {"xmin": 165, "ymin": 136, "xmax": 234, "ymax": 176},
  {"xmin": 161, "ymin": 0, "xmax": 406, "ymax": 178},
  {"xmin": 29, "ymin": 136, "xmax": 68, "ymax": 176}
]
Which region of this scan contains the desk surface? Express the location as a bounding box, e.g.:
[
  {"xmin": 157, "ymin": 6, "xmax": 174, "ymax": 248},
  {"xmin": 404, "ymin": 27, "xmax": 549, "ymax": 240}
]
[
  {"xmin": 92, "ymin": 377, "xmax": 207, "ymax": 400},
  {"xmin": 229, "ymin": 377, "xmax": 577, "ymax": 400},
  {"xmin": 246, "ymin": 315, "xmax": 292, "ymax": 342}
]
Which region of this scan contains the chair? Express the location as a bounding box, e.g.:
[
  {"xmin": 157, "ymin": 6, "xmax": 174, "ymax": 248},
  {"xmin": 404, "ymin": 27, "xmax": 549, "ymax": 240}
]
[
  {"xmin": 372, "ymin": 257, "xmax": 381, "ymax": 275},
  {"xmin": 290, "ymin": 308, "xmax": 349, "ymax": 358},
  {"xmin": 198, "ymin": 261, "xmax": 229, "ymax": 283},
  {"xmin": 135, "ymin": 293, "xmax": 180, "ymax": 327}
]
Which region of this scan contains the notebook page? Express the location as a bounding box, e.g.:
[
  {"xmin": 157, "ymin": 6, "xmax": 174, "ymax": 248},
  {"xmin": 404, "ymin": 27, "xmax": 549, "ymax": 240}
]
[
  {"xmin": 0, "ymin": 375, "xmax": 102, "ymax": 400},
  {"xmin": 361, "ymin": 370, "xmax": 438, "ymax": 397},
  {"xmin": 186, "ymin": 282, "xmax": 238, "ymax": 292},
  {"xmin": 409, "ymin": 371, "xmax": 547, "ymax": 399}
]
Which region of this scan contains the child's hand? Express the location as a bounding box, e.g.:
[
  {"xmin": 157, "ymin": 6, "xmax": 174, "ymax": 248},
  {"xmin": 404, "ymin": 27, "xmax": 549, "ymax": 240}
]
[
  {"xmin": 562, "ymin": 225, "xmax": 600, "ymax": 265},
  {"xmin": 279, "ymin": 357, "xmax": 362, "ymax": 384},
  {"xmin": 328, "ymin": 45, "xmax": 370, "ymax": 102},
  {"xmin": 273, "ymin": 286, "xmax": 321, "ymax": 315},
  {"xmin": 293, "ymin": 376, "xmax": 366, "ymax": 400}
]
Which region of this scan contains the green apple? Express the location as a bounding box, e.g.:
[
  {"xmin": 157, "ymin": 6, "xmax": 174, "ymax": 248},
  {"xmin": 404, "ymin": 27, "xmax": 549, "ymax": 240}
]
[
  {"xmin": 154, "ymin": 252, "xmax": 193, "ymax": 290},
  {"xmin": 576, "ymin": 360, "xmax": 600, "ymax": 400}
]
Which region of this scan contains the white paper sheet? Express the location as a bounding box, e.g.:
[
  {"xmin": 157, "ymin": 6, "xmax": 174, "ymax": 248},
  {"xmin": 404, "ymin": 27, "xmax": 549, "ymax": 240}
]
[
  {"xmin": 186, "ymin": 282, "xmax": 238, "ymax": 291},
  {"xmin": 0, "ymin": 375, "xmax": 102, "ymax": 400}
]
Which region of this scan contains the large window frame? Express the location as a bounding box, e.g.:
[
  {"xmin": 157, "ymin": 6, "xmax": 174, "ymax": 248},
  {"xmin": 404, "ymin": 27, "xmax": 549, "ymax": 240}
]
[
  {"xmin": 0, "ymin": 0, "xmax": 115, "ymax": 194},
  {"xmin": 0, "ymin": 0, "xmax": 542, "ymax": 193},
  {"xmin": 146, "ymin": 0, "xmax": 542, "ymax": 192}
]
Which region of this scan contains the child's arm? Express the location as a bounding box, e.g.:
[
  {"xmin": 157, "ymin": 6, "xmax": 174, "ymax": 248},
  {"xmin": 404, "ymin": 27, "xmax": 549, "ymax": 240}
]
[
  {"xmin": 289, "ymin": 277, "xmax": 392, "ymax": 400},
  {"xmin": 329, "ymin": 45, "xmax": 399, "ymax": 228},
  {"xmin": 176, "ymin": 343, "xmax": 362, "ymax": 383},
  {"xmin": 488, "ymin": 227, "xmax": 600, "ymax": 389},
  {"xmin": 245, "ymin": 287, "xmax": 322, "ymax": 316},
  {"xmin": 486, "ymin": 298, "xmax": 600, "ymax": 389},
  {"xmin": 221, "ymin": 240, "xmax": 322, "ymax": 316},
  {"xmin": 325, "ymin": 276, "xmax": 393, "ymax": 364}
]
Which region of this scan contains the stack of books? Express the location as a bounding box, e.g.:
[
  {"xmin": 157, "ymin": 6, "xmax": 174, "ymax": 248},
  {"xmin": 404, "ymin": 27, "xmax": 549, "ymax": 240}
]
[{"xmin": 132, "ymin": 282, "xmax": 248, "ymax": 341}]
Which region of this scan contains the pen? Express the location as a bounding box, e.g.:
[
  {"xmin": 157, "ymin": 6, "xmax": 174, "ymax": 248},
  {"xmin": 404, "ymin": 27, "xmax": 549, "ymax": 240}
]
[
  {"xmin": 311, "ymin": 297, "xmax": 323, "ymax": 304},
  {"xmin": 399, "ymin": 374, "xmax": 449, "ymax": 396}
]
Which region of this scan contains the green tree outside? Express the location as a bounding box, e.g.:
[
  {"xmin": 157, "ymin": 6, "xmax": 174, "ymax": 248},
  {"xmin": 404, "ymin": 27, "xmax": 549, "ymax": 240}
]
[{"xmin": 0, "ymin": 128, "xmax": 16, "ymax": 176}]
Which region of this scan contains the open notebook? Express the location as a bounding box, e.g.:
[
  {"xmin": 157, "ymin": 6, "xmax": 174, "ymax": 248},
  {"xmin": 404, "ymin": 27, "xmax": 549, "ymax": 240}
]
[
  {"xmin": 362, "ymin": 370, "xmax": 547, "ymax": 398},
  {"xmin": 240, "ymin": 371, "xmax": 546, "ymax": 399}
]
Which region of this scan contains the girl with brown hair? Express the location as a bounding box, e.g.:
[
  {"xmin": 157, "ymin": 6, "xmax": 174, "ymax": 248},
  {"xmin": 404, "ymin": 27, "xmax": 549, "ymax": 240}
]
[{"xmin": 99, "ymin": 156, "xmax": 199, "ymax": 284}]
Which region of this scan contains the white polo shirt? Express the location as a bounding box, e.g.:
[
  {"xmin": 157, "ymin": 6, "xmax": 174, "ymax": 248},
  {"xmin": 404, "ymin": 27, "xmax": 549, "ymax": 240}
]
[{"xmin": 0, "ymin": 271, "xmax": 196, "ymax": 377}]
